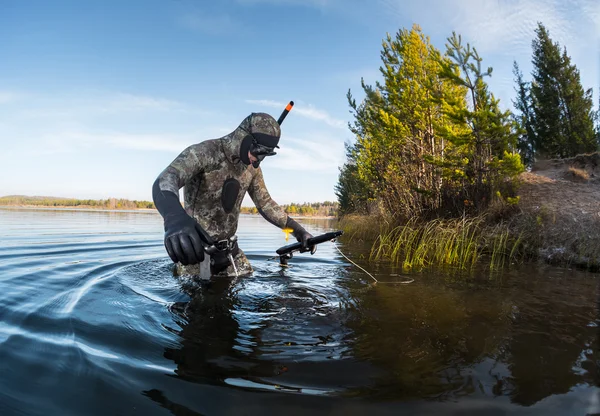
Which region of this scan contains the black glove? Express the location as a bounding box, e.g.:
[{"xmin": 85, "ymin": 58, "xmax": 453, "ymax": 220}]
[
  {"xmin": 153, "ymin": 178, "xmax": 211, "ymax": 265},
  {"xmin": 163, "ymin": 213, "xmax": 206, "ymax": 265},
  {"xmin": 286, "ymin": 217, "xmax": 316, "ymax": 254}
]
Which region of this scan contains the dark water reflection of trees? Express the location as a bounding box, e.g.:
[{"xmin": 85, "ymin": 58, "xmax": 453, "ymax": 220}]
[
  {"xmin": 341, "ymin": 261, "xmax": 598, "ymax": 405},
  {"xmin": 162, "ymin": 223, "xmax": 598, "ymax": 408}
]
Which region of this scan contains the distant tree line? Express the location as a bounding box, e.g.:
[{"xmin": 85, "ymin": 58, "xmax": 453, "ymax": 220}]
[
  {"xmin": 240, "ymin": 201, "xmax": 338, "ymax": 217},
  {"xmin": 1, "ymin": 195, "xmax": 338, "ymax": 216},
  {"xmin": 0, "ymin": 195, "xmax": 155, "ymax": 210}
]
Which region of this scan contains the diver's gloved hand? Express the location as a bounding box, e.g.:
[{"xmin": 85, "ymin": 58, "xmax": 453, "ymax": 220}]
[
  {"xmin": 153, "ymin": 178, "xmax": 208, "ymax": 265},
  {"xmin": 286, "ymin": 217, "xmax": 317, "ymax": 254},
  {"xmin": 163, "ymin": 213, "xmax": 206, "ymax": 265}
]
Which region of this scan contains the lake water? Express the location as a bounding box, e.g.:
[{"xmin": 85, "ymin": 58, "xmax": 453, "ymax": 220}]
[{"xmin": 0, "ymin": 207, "xmax": 598, "ymax": 415}]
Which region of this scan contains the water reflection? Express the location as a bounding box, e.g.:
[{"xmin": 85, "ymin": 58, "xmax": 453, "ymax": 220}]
[
  {"xmin": 161, "ymin": 267, "xmax": 375, "ymax": 396},
  {"xmin": 164, "ymin": 276, "xmax": 276, "ymax": 386},
  {"xmin": 500, "ymin": 270, "xmax": 598, "ymax": 405},
  {"xmin": 160, "ymin": 243, "xmax": 598, "ymax": 410},
  {"xmin": 0, "ymin": 208, "xmax": 597, "ymax": 415},
  {"xmin": 339, "ymin": 262, "xmax": 598, "ymax": 405}
]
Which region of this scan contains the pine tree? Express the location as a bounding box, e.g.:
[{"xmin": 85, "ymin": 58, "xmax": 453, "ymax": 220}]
[
  {"xmin": 438, "ymin": 32, "xmax": 523, "ymax": 210},
  {"xmin": 512, "ymin": 61, "xmax": 535, "ymax": 166},
  {"xmin": 344, "ymin": 24, "xmax": 465, "ymax": 218},
  {"xmin": 338, "ymin": 26, "xmax": 523, "ymax": 218},
  {"xmin": 557, "ymin": 47, "xmax": 597, "ymax": 155},
  {"xmin": 530, "ymin": 23, "xmax": 563, "ymax": 157},
  {"xmin": 596, "ymin": 96, "xmax": 600, "ymax": 146},
  {"xmin": 530, "ymin": 22, "xmax": 597, "ymax": 158}
]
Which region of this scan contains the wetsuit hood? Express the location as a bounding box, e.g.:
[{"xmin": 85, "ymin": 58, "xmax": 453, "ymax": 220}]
[{"xmin": 220, "ymin": 112, "xmax": 281, "ymax": 168}]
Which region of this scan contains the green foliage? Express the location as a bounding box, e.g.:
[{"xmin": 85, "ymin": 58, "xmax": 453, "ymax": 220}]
[
  {"xmin": 512, "ymin": 61, "xmax": 536, "ymax": 166},
  {"xmin": 335, "ymin": 142, "xmax": 372, "ymax": 215},
  {"xmin": 337, "ymin": 25, "xmax": 523, "ymax": 220},
  {"xmin": 597, "ymin": 96, "xmax": 600, "ymax": 145},
  {"xmin": 341, "ymin": 24, "xmax": 468, "ymax": 219},
  {"xmin": 495, "ymin": 151, "xmax": 525, "ymax": 177},
  {"xmin": 520, "ymin": 22, "xmax": 598, "ymax": 159},
  {"xmin": 438, "ymin": 32, "xmax": 523, "ymax": 211},
  {"xmin": 595, "ymin": 96, "xmax": 600, "ymax": 145}
]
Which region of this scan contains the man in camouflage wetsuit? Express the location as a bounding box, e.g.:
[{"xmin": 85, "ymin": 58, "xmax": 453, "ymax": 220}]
[{"xmin": 152, "ymin": 110, "xmax": 315, "ymax": 279}]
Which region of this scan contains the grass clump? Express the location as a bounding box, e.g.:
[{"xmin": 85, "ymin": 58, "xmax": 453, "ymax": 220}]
[
  {"xmin": 564, "ymin": 167, "xmax": 590, "ymax": 182},
  {"xmin": 367, "ymin": 216, "xmax": 523, "ymax": 273}
]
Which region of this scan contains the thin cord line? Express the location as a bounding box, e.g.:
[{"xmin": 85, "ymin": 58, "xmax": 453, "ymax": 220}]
[
  {"xmin": 333, "ymin": 243, "xmax": 378, "ymax": 282},
  {"xmin": 334, "ymin": 243, "xmax": 414, "ymax": 285}
]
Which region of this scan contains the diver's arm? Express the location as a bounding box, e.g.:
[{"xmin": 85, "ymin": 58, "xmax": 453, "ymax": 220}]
[
  {"xmin": 247, "ymin": 168, "xmax": 315, "ymax": 253},
  {"xmin": 152, "ymin": 144, "xmax": 212, "ymax": 265},
  {"xmin": 247, "ymin": 167, "xmax": 287, "ymax": 228}
]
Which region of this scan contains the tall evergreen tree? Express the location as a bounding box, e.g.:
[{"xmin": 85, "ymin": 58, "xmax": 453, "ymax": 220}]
[
  {"xmin": 530, "ymin": 23, "xmax": 563, "ymax": 157},
  {"xmin": 512, "ymin": 61, "xmax": 535, "ymax": 166},
  {"xmin": 596, "ymin": 96, "xmax": 600, "ymax": 145},
  {"xmin": 344, "ymin": 24, "xmax": 466, "ymax": 219},
  {"xmin": 530, "ymin": 22, "xmax": 597, "ymax": 158},
  {"xmin": 438, "ymin": 32, "xmax": 523, "ymax": 210}
]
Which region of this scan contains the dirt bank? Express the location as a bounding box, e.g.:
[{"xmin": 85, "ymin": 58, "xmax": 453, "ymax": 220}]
[{"xmin": 515, "ymin": 152, "xmax": 600, "ymax": 270}]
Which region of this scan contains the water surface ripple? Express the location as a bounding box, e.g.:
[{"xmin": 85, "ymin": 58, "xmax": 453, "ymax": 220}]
[{"xmin": 0, "ymin": 208, "xmax": 597, "ymax": 415}]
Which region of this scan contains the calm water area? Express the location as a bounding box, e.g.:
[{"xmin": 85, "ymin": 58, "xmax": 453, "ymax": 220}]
[{"xmin": 0, "ymin": 207, "xmax": 598, "ymax": 415}]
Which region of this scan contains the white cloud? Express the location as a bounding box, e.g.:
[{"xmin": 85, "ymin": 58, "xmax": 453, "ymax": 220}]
[
  {"xmin": 246, "ymin": 99, "xmax": 282, "ymax": 108},
  {"xmin": 5, "ymin": 91, "xmax": 203, "ymax": 121},
  {"xmin": 266, "ymin": 134, "xmax": 344, "ymax": 173},
  {"xmin": 30, "ymin": 92, "xmax": 192, "ymax": 116},
  {"xmin": 378, "ymin": 0, "xmax": 595, "ymax": 56},
  {"xmin": 371, "ymin": 0, "xmax": 599, "ymax": 112},
  {"xmin": 0, "ymin": 89, "xmax": 220, "ymax": 155},
  {"xmin": 448, "ymin": 0, "xmax": 576, "ymax": 56},
  {"xmin": 15, "ymin": 129, "xmax": 194, "ymax": 156},
  {"xmin": 245, "ymin": 99, "xmax": 346, "ymax": 128},
  {"xmin": 73, "ymin": 130, "xmax": 195, "ymax": 153},
  {"xmin": 83, "ymin": 91, "xmax": 204, "ymax": 115},
  {"xmin": 582, "ymin": 0, "xmax": 600, "ymax": 37},
  {"xmin": 294, "ymin": 105, "xmax": 346, "ymax": 128}
]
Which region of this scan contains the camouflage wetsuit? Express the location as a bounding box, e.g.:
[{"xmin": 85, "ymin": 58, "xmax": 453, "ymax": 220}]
[{"xmin": 153, "ymin": 112, "xmax": 306, "ymax": 279}]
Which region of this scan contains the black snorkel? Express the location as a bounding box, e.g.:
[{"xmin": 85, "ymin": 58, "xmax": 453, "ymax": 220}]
[
  {"xmin": 277, "ymin": 101, "xmax": 294, "ymax": 125},
  {"xmin": 243, "ymin": 101, "xmax": 294, "ymax": 168}
]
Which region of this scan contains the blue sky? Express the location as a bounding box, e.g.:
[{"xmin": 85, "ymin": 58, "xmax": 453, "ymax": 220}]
[{"xmin": 1, "ymin": 0, "xmax": 598, "ymax": 205}]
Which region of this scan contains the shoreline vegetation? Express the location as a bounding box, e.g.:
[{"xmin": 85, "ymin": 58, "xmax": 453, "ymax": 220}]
[
  {"xmin": 335, "ymin": 23, "xmax": 600, "ymax": 274},
  {"xmin": 0, "ymin": 196, "xmax": 339, "ymax": 218},
  {"xmin": 338, "ymin": 155, "xmax": 600, "ymax": 273}
]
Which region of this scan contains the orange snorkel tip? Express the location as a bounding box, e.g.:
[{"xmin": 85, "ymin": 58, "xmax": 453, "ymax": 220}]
[{"xmin": 277, "ymin": 101, "xmax": 294, "ymax": 125}]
